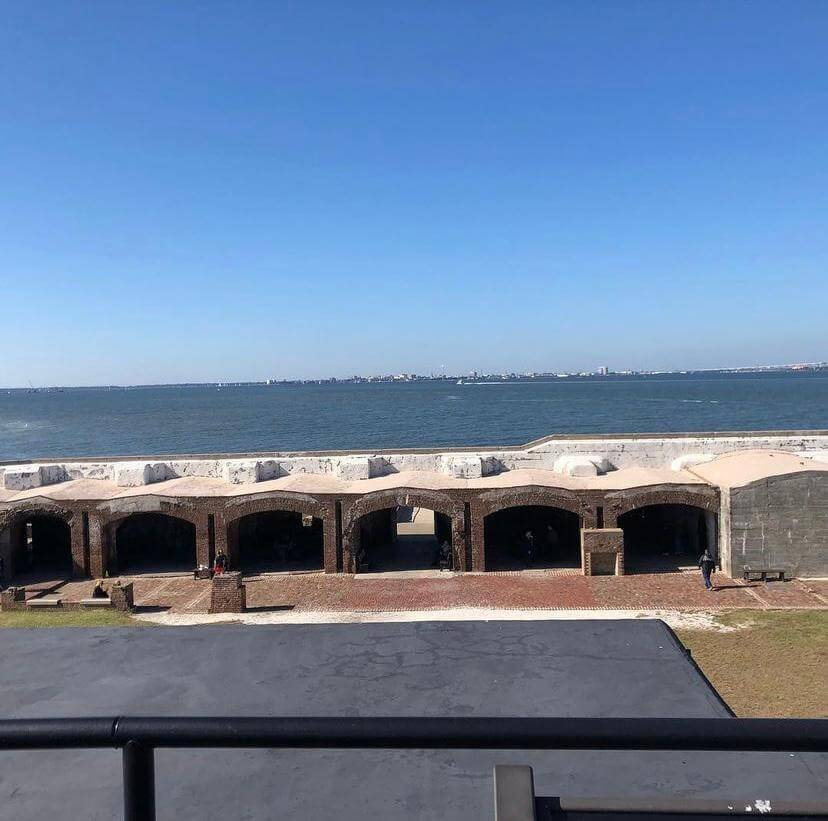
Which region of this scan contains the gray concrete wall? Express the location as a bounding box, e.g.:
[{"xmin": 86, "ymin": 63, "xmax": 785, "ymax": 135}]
[{"xmin": 729, "ymin": 471, "xmax": 828, "ymax": 578}]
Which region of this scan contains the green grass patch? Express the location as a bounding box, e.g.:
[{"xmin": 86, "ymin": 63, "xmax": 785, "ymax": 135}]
[
  {"xmin": 676, "ymin": 609, "xmax": 828, "ymax": 718},
  {"xmin": 0, "ymin": 608, "xmax": 140, "ymax": 628}
]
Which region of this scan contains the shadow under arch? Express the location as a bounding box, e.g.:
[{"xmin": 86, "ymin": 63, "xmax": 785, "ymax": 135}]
[{"xmin": 111, "ymin": 512, "xmax": 197, "ymax": 574}]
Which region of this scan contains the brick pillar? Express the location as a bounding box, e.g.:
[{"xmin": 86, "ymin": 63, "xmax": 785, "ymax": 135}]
[
  {"xmin": 449, "ymin": 510, "xmax": 467, "ymax": 571},
  {"xmin": 209, "ymin": 571, "xmax": 246, "ymax": 613},
  {"xmin": 88, "ymin": 514, "xmax": 109, "ymax": 578},
  {"xmin": 580, "ymin": 528, "xmax": 624, "ymax": 576},
  {"xmin": 580, "ymin": 504, "xmax": 599, "ymax": 529},
  {"xmin": 214, "ymin": 513, "xmax": 229, "ymax": 568},
  {"xmin": 1, "ymin": 586, "xmax": 26, "ymax": 611},
  {"xmin": 322, "ymin": 506, "xmax": 338, "ymax": 574},
  {"xmin": 5, "ymin": 522, "xmax": 24, "ymax": 578},
  {"xmin": 194, "ymin": 513, "xmax": 211, "ymax": 569},
  {"xmin": 224, "ymin": 518, "xmax": 240, "ymax": 569},
  {"xmin": 341, "ymin": 502, "xmax": 356, "ymax": 573},
  {"xmin": 69, "ymin": 514, "xmax": 87, "ymax": 578},
  {"xmin": 109, "ymin": 580, "xmax": 135, "ymax": 612},
  {"xmin": 0, "ymin": 525, "xmax": 13, "ymax": 581},
  {"xmin": 469, "ymin": 504, "xmax": 486, "ymax": 572}
]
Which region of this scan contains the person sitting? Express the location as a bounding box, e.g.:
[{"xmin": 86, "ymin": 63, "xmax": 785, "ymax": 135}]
[{"xmin": 91, "ymin": 579, "xmax": 108, "ymax": 599}]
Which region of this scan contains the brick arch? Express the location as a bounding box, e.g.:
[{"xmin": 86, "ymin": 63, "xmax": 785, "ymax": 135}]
[
  {"xmin": 342, "ymin": 488, "xmax": 465, "ymax": 572},
  {"xmin": 98, "ymin": 503, "xmax": 204, "ymax": 532},
  {"xmin": 0, "ymin": 500, "xmax": 83, "ymax": 578},
  {"xmin": 217, "ymin": 493, "xmax": 334, "ymax": 573},
  {"xmin": 470, "ymin": 486, "xmax": 588, "ymax": 572},
  {"xmin": 604, "ymin": 486, "xmax": 719, "ymax": 525},
  {"xmin": 0, "ymin": 500, "xmax": 77, "ymax": 531},
  {"xmin": 220, "ymin": 493, "xmax": 328, "ymax": 526},
  {"xmin": 475, "ymin": 486, "xmax": 588, "ymax": 521},
  {"xmin": 92, "ymin": 500, "xmax": 208, "ymax": 577}
]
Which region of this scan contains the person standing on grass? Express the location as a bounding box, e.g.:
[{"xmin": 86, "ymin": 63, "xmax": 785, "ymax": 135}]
[{"xmin": 698, "ymin": 549, "xmax": 716, "ymax": 590}]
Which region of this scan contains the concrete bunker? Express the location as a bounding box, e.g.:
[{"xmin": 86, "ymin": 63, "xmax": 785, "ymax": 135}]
[
  {"xmin": 229, "ymin": 510, "xmax": 324, "ymax": 573},
  {"xmin": 7, "ymin": 514, "xmax": 73, "ymax": 578},
  {"xmin": 483, "ymin": 505, "xmax": 581, "ymax": 571},
  {"xmin": 618, "ymin": 504, "xmax": 716, "ymax": 571},
  {"xmin": 353, "ymin": 506, "xmax": 453, "ymax": 572},
  {"xmin": 112, "ymin": 513, "xmax": 196, "ymax": 573}
]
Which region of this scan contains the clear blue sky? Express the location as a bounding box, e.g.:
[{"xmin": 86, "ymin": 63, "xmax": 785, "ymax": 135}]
[{"xmin": 1, "ymin": 1, "xmax": 826, "ymax": 386}]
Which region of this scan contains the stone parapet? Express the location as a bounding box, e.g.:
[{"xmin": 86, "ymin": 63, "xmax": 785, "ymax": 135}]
[{"xmin": 4, "ymin": 430, "xmax": 827, "ymax": 489}]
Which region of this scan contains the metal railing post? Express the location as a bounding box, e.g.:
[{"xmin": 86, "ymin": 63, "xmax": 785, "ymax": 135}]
[{"xmin": 123, "ymin": 740, "xmax": 156, "ymax": 821}]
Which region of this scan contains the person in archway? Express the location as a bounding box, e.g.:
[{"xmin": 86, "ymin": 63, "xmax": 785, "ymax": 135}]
[
  {"xmin": 523, "ymin": 530, "xmax": 536, "ymax": 566},
  {"xmin": 544, "ymin": 525, "xmax": 559, "ymax": 562},
  {"xmin": 698, "ymin": 549, "xmax": 716, "ymax": 591},
  {"xmin": 214, "ymin": 550, "xmax": 228, "ymax": 575},
  {"xmin": 438, "ymin": 540, "xmax": 452, "ymax": 571}
]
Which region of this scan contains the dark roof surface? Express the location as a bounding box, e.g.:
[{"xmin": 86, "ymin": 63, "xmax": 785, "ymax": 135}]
[{"xmin": 0, "ymin": 620, "xmax": 824, "ymax": 819}]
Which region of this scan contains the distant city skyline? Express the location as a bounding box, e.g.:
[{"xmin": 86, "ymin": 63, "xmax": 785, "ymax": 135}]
[
  {"xmin": 2, "ymin": 2, "xmax": 827, "ymax": 388},
  {"xmin": 6, "ymin": 359, "xmax": 827, "ymax": 391}
]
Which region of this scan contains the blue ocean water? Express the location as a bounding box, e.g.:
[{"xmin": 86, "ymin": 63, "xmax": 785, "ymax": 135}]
[{"xmin": 1, "ymin": 373, "xmax": 827, "ymax": 461}]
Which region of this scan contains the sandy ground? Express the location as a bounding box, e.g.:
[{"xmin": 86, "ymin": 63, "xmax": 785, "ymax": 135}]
[{"xmin": 134, "ymin": 606, "xmax": 742, "ymax": 631}]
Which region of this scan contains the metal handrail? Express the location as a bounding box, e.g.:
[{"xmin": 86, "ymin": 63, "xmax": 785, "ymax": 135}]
[{"xmin": 1, "ymin": 716, "xmax": 826, "ymax": 820}]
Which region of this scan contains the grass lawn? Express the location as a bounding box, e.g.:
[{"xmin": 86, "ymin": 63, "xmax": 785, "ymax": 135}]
[
  {"xmin": 0, "ymin": 608, "xmax": 140, "ymax": 628},
  {"xmin": 676, "ymin": 610, "xmax": 828, "ymax": 718}
]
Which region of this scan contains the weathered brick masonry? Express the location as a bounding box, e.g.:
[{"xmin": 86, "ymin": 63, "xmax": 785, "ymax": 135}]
[
  {"xmin": 2, "ymin": 433, "xmax": 827, "ymax": 580},
  {"xmin": 581, "ymin": 528, "xmax": 624, "ymax": 576},
  {"xmin": 209, "ymin": 571, "xmax": 246, "ymax": 613}
]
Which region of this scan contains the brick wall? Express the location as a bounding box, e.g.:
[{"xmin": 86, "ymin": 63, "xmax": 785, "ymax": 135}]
[
  {"xmin": 209, "ymin": 571, "xmax": 246, "ymax": 613},
  {"xmin": 580, "ymin": 528, "xmax": 624, "ymax": 576},
  {"xmin": 109, "ymin": 581, "xmax": 135, "ymax": 612},
  {"xmin": 0, "ymin": 586, "xmax": 25, "ymax": 611}
]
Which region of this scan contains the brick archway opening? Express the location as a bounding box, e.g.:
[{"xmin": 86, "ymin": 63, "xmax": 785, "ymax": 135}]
[
  {"xmin": 353, "ymin": 506, "xmax": 452, "ymax": 573},
  {"xmin": 230, "ymin": 511, "xmax": 324, "ymax": 574},
  {"xmin": 113, "ymin": 513, "xmax": 196, "ymax": 574},
  {"xmin": 483, "ymin": 505, "xmax": 581, "ymax": 571},
  {"xmin": 8, "ymin": 514, "xmax": 73, "ymax": 580},
  {"xmin": 618, "ymin": 504, "xmax": 717, "ymax": 573}
]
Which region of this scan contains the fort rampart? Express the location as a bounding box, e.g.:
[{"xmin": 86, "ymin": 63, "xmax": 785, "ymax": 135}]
[{"xmin": 2, "ymin": 430, "xmax": 827, "ymax": 581}]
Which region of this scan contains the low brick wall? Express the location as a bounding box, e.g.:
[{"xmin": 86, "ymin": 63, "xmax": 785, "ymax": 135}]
[
  {"xmin": 109, "ymin": 581, "xmax": 135, "ymax": 612},
  {"xmin": 0, "ymin": 586, "xmax": 26, "ymax": 611},
  {"xmin": 209, "ymin": 571, "xmax": 246, "ymax": 614},
  {"xmin": 581, "ymin": 528, "xmax": 624, "ymax": 576}
]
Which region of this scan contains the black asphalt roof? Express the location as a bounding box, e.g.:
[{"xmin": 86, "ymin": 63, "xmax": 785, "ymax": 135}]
[{"xmin": 0, "ymin": 619, "xmax": 824, "ymax": 819}]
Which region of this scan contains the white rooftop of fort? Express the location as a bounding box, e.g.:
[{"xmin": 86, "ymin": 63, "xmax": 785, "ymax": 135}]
[{"xmin": 2, "ymin": 430, "xmax": 827, "ymax": 502}]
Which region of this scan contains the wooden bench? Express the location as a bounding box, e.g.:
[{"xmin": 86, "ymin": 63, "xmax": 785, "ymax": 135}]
[
  {"xmin": 27, "ymin": 597, "xmax": 63, "ymax": 608},
  {"xmin": 743, "ymin": 567, "xmax": 787, "ymax": 582}
]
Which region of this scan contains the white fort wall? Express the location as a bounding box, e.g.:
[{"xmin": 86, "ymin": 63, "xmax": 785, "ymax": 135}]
[{"xmin": 2, "ymin": 431, "xmax": 828, "ymax": 491}]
